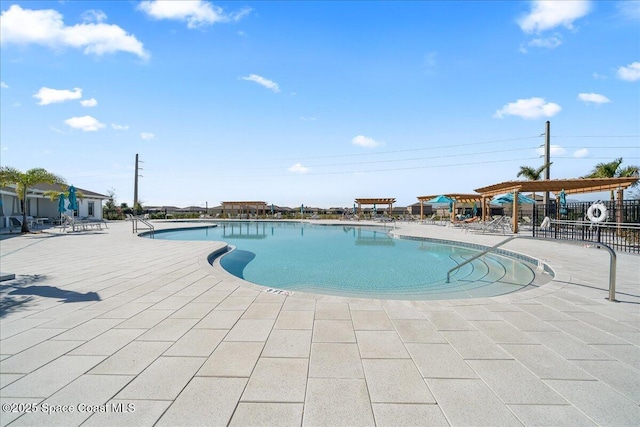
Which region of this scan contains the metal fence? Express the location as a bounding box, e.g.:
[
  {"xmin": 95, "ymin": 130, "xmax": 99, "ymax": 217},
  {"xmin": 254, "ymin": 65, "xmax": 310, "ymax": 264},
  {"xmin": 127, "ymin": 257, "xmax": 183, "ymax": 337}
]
[{"xmin": 531, "ymin": 199, "xmax": 640, "ymax": 254}]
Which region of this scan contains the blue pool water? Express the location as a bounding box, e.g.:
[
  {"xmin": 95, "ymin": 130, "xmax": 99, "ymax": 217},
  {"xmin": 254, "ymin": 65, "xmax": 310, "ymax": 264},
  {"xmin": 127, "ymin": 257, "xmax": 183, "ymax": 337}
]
[{"xmin": 153, "ymin": 222, "xmax": 541, "ymax": 300}]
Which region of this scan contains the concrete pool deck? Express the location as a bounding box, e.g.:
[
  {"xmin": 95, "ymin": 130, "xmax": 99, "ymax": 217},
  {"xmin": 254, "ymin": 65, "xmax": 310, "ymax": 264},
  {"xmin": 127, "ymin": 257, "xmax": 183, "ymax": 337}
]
[{"xmin": 0, "ymin": 220, "xmax": 638, "ymax": 426}]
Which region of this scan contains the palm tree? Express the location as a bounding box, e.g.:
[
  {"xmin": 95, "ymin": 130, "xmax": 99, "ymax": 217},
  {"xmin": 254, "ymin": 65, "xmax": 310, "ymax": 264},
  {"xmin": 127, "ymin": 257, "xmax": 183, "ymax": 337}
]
[
  {"xmin": 517, "ymin": 162, "xmax": 552, "ymax": 202},
  {"xmin": 0, "ymin": 167, "xmax": 66, "ymax": 233},
  {"xmin": 583, "ymin": 158, "xmax": 639, "ymax": 201}
]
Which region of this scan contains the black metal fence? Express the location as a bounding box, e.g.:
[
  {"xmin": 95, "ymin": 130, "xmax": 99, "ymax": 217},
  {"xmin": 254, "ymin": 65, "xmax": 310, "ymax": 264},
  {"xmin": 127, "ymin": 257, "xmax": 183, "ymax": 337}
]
[{"xmin": 531, "ymin": 199, "xmax": 640, "ymax": 253}]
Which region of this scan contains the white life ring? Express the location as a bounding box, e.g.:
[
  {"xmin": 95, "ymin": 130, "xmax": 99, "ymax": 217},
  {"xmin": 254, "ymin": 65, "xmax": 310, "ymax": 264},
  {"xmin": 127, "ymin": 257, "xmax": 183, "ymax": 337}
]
[{"xmin": 587, "ymin": 203, "xmax": 607, "ymax": 223}]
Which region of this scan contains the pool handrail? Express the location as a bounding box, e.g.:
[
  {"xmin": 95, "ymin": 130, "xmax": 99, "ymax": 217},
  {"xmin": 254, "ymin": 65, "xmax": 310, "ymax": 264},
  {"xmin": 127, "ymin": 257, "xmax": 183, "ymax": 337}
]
[{"xmin": 446, "ymin": 235, "xmax": 617, "ymax": 302}]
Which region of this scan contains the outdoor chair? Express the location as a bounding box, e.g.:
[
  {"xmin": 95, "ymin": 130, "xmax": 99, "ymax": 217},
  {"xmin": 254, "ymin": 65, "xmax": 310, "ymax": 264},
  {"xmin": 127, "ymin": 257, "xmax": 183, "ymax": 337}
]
[
  {"xmin": 9, "ymin": 217, "xmax": 23, "ymax": 233},
  {"xmin": 423, "ymin": 213, "xmax": 436, "ymax": 225},
  {"xmin": 467, "ymin": 216, "xmax": 507, "ymax": 234}
]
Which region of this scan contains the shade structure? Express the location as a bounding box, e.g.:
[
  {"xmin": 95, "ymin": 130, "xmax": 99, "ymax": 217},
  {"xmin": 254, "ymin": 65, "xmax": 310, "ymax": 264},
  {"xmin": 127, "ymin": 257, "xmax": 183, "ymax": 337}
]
[
  {"xmin": 58, "ymin": 193, "xmax": 66, "ymax": 213},
  {"xmin": 67, "ymin": 185, "xmax": 78, "ymax": 211},
  {"xmin": 427, "ymin": 195, "xmax": 454, "ymax": 204},
  {"xmin": 492, "ymin": 193, "xmax": 536, "ymax": 205}
]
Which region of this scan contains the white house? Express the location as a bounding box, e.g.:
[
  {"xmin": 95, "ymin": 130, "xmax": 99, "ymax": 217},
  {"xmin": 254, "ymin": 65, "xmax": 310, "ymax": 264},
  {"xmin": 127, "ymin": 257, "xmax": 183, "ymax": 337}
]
[{"xmin": 0, "ymin": 183, "xmax": 110, "ymax": 228}]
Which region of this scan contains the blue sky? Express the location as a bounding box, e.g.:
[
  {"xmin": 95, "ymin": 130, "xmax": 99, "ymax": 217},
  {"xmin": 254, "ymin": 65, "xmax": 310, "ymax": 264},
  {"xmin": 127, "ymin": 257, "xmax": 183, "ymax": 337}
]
[{"xmin": 1, "ymin": 0, "xmax": 638, "ymax": 208}]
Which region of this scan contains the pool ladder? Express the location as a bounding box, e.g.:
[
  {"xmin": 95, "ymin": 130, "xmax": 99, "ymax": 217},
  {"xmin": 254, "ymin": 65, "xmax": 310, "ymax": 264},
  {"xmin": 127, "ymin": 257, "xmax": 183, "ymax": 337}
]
[
  {"xmin": 445, "ymin": 236, "xmax": 618, "ymax": 302},
  {"xmin": 128, "ymin": 214, "xmax": 155, "ymax": 238}
]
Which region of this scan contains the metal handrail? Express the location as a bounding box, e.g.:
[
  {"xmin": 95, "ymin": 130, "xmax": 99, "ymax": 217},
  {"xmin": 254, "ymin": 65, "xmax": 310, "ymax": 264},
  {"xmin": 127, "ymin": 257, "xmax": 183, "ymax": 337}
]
[
  {"xmin": 445, "ymin": 235, "xmax": 618, "ymax": 302},
  {"xmin": 128, "ymin": 214, "xmax": 154, "ymax": 237}
]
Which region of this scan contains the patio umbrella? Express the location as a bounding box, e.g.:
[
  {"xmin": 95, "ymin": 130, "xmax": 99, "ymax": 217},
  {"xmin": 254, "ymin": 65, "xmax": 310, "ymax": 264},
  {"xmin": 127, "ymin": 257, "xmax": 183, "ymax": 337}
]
[
  {"xmin": 492, "ymin": 193, "xmax": 536, "ymax": 205},
  {"xmin": 271, "ymin": 204, "xmax": 275, "ymax": 214},
  {"xmin": 58, "ymin": 193, "xmax": 66, "ymax": 214},
  {"xmin": 373, "ymin": 204, "xmax": 377, "ymax": 215},
  {"xmin": 67, "ymin": 185, "xmax": 78, "ymax": 212},
  {"xmin": 448, "ymin": 200, "xmax": 453, "ymax": 213},
  {"xmin": 559, "ymin": 189, "xmax": 567, "ymax": 215},
  {"xmin": 353, "ymin": 204, "xmax": 356, "ymax": 215},
  {"xmin": 300, "ymin": 204, "xmax": 304, "ymax": 214},
  {"xmin": 472, "ymin": 202, "xmax": 478, "ymax": 217},
  {"xmin": 426, "ymin": 195, "xmax": 454, "ymax": 204}
]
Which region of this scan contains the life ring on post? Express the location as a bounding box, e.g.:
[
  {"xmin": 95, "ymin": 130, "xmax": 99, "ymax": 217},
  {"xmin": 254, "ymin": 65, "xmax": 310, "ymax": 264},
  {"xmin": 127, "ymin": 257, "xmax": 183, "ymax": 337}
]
[{"xmin": 587, "ymin": 202, "xmax": 607, "ymax": 223}]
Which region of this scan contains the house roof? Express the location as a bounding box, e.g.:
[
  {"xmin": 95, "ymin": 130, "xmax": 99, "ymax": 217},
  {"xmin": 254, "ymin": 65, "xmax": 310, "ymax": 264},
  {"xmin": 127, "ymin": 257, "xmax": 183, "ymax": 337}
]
[{"xmin": 2, "ymin": 183, "xmax": 110, "ymax": 199}]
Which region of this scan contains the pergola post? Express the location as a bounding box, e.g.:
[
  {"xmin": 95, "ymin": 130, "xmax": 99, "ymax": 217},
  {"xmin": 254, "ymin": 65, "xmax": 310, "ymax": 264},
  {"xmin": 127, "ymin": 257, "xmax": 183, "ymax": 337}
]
[
  {"xmin": 616, "ymin": 187, "xmax": 624, "ymax": 228},
  {"xmin": 420, "ymin": 200, "xmax": 424, "ymax": 220},
  {"xmin": 512, "ymin": 190, "xmax": 519, "ymax": 234}
]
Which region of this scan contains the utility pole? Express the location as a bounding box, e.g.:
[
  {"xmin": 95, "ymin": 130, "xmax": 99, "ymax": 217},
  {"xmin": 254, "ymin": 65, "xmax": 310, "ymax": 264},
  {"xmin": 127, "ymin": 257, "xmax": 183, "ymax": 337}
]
[
  {"xmin": 134, "ymin": 154, "xmax": 143, "ymax": 211},
  {"xmin": 543, "ymin": 121, "xmax": 551, "ymax": 215}
]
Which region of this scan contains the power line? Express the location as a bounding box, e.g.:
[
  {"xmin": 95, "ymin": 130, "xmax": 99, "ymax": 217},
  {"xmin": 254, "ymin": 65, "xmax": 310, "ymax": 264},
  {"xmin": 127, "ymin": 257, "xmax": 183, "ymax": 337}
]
[
  {"xmin": 224, "ymin": 156, "xmax": 542, "ymax": 178},
  {"xmin": 279, "ymin": 135, "xmax": 542, "ymax": 161}
]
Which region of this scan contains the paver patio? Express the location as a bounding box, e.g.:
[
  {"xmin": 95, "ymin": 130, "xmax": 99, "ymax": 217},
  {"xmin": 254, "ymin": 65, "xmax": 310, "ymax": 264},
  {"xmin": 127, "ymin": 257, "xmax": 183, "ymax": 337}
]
[{"xmin": 1, "ymin": 220, "xmax": 638, "ymax": 426}]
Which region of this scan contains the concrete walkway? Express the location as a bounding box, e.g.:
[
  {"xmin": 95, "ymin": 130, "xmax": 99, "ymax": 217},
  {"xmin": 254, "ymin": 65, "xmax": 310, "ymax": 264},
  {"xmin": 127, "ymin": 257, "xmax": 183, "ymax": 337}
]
[{"xmin": 0, "ymin": 220, "xmax": 638, "ymax": 426}]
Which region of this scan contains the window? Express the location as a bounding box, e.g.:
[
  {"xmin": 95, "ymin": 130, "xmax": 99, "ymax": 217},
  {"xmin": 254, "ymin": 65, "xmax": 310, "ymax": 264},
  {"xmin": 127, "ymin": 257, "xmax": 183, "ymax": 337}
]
[{"xmin": 88, "ymin": 201, "xmax": 95, "ymax": 217}]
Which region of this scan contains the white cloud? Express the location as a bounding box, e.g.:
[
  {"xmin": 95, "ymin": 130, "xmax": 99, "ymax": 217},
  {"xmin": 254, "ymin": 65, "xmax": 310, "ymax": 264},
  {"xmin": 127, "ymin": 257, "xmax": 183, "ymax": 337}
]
[
  {"xmin": 141, "ymin": 132, "xmax": 155, "ymax": 140},
  {"xmin": 527, "ymin": 34, "xmax": 562, "ymax": 49},
  {"xmin": 111, "ymin": 123, "xmax": 129, "ymax": 130},
  {"xmin": 617, "ymin": 1, "xmax": 640, "ymax": 21},
  {"xmin": 34, "ymin": 87, "xmax": 82, "ymax": 105},
  {"xmin": 578, "ymin": 92, "xmax": 611, "ymax": 104},
  {"xmin": 518, "ymin": 0, "xmax": 591, "ymax": 33},
  {"xmin": 0, "ymin": 5, "xmax": 149, "ymax": 59},
  {"xmin": 592, "ymin": 72, "xmax": 607, "ymax": 80},
  {"xmin": 617, "ymin": 61, "xmax": 640, "ymax": 81},
  {"xmin": 422, "ymin": 51, "xmax": 437, "ymax": 72},
  {"xmin": 536, "ymin": 144, "xmax": 566, "ymax": 156},
  {"xmin": 1, "ymin": 81, "xmax": 8, "ymax": 88},
  {"xmin": 64, "ymin": 115, "xmax": 105, "ymax": 131},
  {"xmin": 288, "ymin": 163, "xmax": 309, "ymax": 174},
  {"xmin": 300, "ymin": 116, "xmax": 316, "ymax": 121},
  {"xmin": 241, "ymin": 74, "xmax": 280, "ymax": 92},
  {"xmin": 80, "ymin": 98, "xmax": 98, "ymax": 107},
  {"xmin": 81, "ymin": 9, "xmax": 107, "ymax": 24},
  {"xmin": 352, "ymin": 135, "xmax": 383, "ymax": 148},
  {"xmin": 493, "ymin": 97, "xmax": 561, "ymax": 119},
  {"xmin": 574, "ymin": 148, "xmax": 589, "ymax": 158},
  {"xmin": 138, "ymin": 0, "xmax": 251, "ymax": 29}
]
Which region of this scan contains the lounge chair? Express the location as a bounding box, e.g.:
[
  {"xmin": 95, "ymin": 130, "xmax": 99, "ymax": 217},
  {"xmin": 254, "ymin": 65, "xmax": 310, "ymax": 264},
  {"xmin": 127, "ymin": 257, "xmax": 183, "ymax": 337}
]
[
  {"xmin": 423, "ymin": 213, "xmax": 436, "ymax": 225},
  {"xmin": 467, "ymin": 216, "xmax": 507, "ymax": 234},
  {"xmin": 9, "ymin": 217, "xmax": 23, "ymax": 233}
]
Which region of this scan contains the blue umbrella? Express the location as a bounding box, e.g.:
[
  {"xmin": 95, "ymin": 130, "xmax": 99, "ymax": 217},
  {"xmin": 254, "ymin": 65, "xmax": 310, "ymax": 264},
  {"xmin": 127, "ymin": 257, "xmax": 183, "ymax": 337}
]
[
  {"xmin": 271, "ymin": 204, "xmax": 275, "ymax": 214},
  {"xmin": 67, "ymin": 185, "xmax": 78, "ymax": 211},
  {"xmin": 373, "ymin": 204, "xmax": 377, "ymax": 215},
  {"xmin": 559, "ymin": 189, "xmax": 567, "ymax": 215},
  {"xmin": 300, "ymin": 204, "xmax": 304, "ymax": 214},
  {"xmin": 448, "ymin": 200, "xmax": 453, "ymax": 213},
  {"xmin": 353, "ymin": 203, "xmax": 356, "ymax": 215},
  {"xmin": 472, "ymin": 202, "xmax": 478, "ymax": 217},
  {"xmin": 427, "ymin": 195, "xmax": 454, "ymax": 204},
  {"xmin": 491, "ymin": 193, "xmax": 536, "ymax": 205},
  {"xmin": 58, "ymin": 193, "xmax": 66, "ymax": 213}
]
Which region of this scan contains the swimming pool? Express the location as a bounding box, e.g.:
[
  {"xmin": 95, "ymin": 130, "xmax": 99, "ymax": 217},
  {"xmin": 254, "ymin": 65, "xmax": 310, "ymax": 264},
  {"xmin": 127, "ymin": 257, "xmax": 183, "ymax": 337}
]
[{"xmin": 152, "ymin": 221, "xmax": 548, "ymax": 300}]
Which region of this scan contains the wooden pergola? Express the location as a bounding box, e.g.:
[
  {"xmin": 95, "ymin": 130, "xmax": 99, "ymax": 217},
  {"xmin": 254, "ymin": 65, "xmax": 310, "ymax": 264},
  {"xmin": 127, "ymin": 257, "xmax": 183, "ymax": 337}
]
[
  {"xmin": 416, "ymin": 194, "xmax": 483, "ymax": 221},
  {"xmin": 354, "ymin": 198, "xmax": 396, "ymax": 215},
  {"xmin": 474, "ymin": 177, "xmax": 639, "ymax": 233},
  {"xmin": 221, "ymin": 201, "xmax": 268, "ymax": 218}
]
